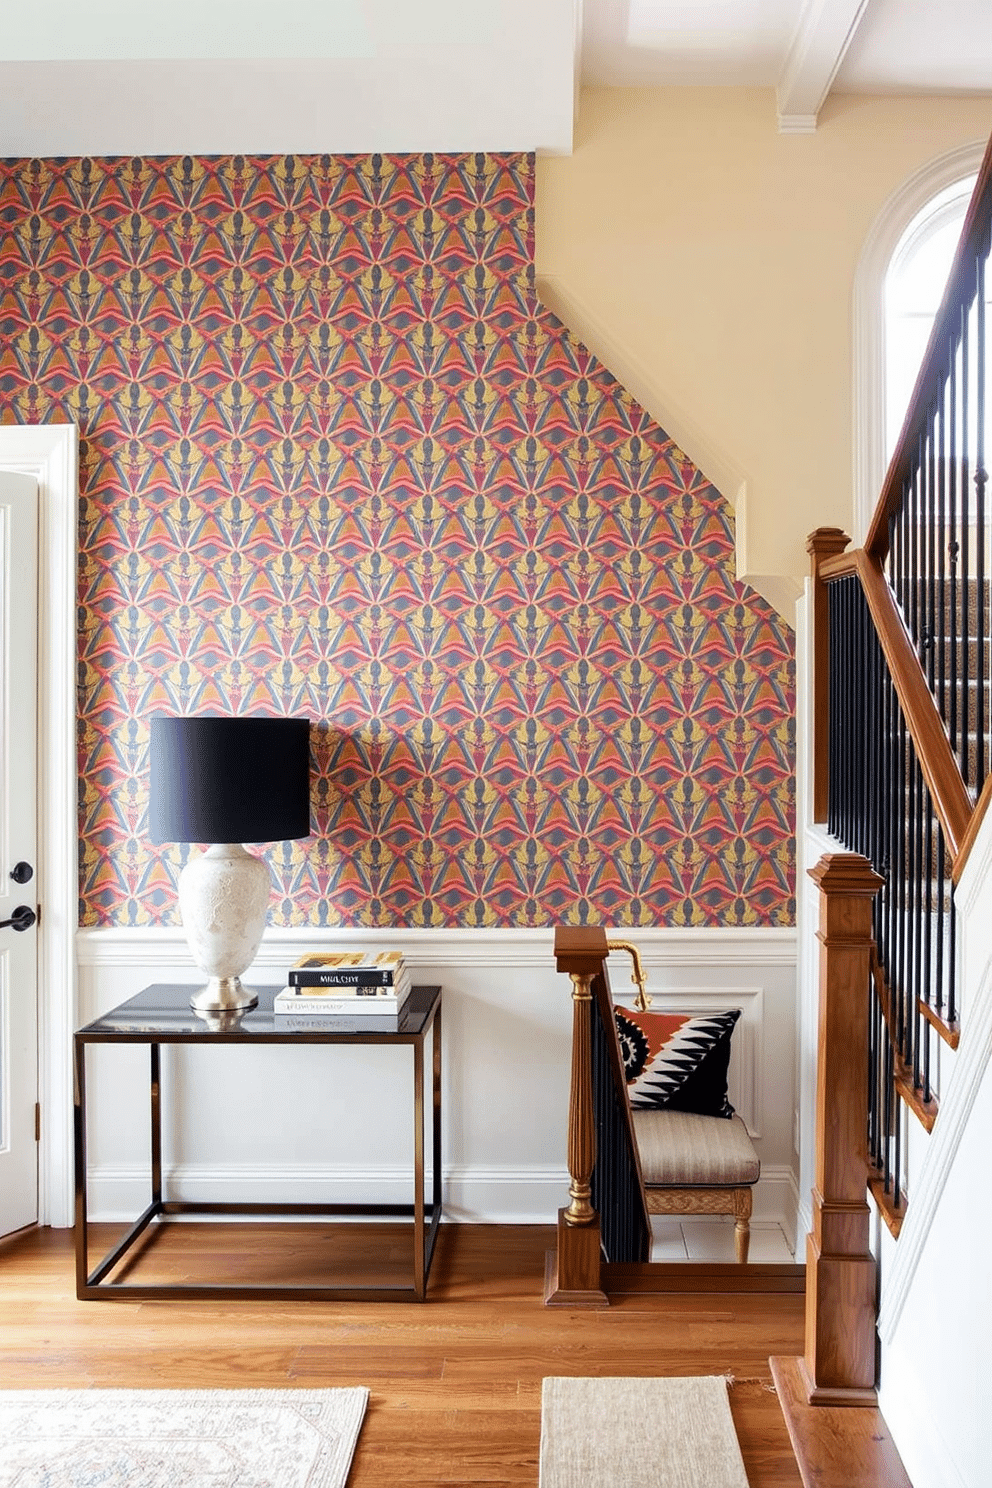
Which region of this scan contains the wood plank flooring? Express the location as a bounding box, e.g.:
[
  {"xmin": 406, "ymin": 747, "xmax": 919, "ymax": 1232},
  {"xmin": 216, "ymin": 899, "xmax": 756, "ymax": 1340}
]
[{"xmin": 0, "ymin": 1222, "xmax": 805, "ymax": 1486}]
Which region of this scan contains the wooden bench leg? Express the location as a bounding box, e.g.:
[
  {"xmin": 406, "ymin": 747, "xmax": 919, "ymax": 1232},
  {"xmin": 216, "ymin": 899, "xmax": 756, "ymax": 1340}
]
[{"xmin": 734, "ymin": 1189, "xmax": 753, "ymax": 1263}]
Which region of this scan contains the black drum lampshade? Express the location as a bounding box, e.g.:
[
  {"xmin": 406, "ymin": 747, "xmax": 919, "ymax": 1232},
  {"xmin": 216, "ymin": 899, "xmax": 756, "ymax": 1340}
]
[
  {"xmin": 148, "ymin": 715, "xmax": 311, "ymax": 1016},
  {"xmin": 150, "ymin": 715, "xmax": 311, "ymax": 845}
]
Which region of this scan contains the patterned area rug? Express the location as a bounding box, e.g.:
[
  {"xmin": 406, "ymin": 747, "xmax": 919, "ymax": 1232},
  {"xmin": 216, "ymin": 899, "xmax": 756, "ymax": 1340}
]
[
  {"xmin": 539, "ymin": 1375, "xmax": 749, "ymax": 1487},
  {"xmin": 0, "ymin": 1387, "xmax": 369, "ymax": 1488}
]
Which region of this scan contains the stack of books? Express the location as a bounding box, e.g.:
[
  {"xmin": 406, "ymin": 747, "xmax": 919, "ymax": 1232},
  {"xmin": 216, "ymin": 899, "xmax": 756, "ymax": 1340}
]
[{"xmin": 273, "ymin": 951, "xmax": 411, "ymax": 1016}]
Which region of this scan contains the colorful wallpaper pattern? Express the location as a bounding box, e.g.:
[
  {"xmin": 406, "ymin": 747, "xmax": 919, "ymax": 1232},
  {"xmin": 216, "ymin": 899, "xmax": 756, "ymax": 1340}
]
[{"xmin": 0, "ymin": 152, "xmax": 795, "ymax": 928}]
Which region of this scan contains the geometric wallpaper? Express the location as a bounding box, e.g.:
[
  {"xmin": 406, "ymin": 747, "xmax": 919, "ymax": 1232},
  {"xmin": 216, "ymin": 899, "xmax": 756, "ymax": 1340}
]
[{"xmin": 0, "ymin": 152, "xmax": 794, "ymax": 928}]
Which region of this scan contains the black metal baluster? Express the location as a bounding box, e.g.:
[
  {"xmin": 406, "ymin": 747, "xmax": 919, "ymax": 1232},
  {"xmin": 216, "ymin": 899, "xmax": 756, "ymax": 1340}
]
[
  {"xmin": 844, "ymin": 578, "xmax": 854, "ymax": 842},
  {"xmin": 961, "ymin": 301, "xmax": 972, "ymax": 787},
  {"xmin": 882, "ymin": 1022, "xmax": 894, "ymax": 1198},
  {"xmin": 833, "ymin": 581, "xmax": 843, "ymax": 838},
  {"xmin": 975, "ymin": 238, "xmax": 988, "ymax": 793},
  {"xmin": 901, "ymin": 478, "xmax": 910, "ymax": 625},
  {"xmin": 938, "ymin": 373, "xmax": 948, "ymax": 723},
  {"xmin": 912, "ymin": 439, "xmax": 921, "ymax": 644},
  {"xmin": 922, "ymin": 781, "xmax": 934, "ymax": 1104},
  {"xmin": 856, "ymin": 577, "xmax": 862, "ymax": 839},
  {"xmin": 911, "ymin": 755, "xmax": 924, "ymax": 1091},
  {"xmin": 934, "ymin": 828, "xmax": 947, "ymax": 1022},
  {"xmin": 949, "ymin": 333, "xmax": 960, "ymax": 758},
  {"xmin": 893, "ymin": 1070, "xmax": 902, "ymax": 1211},
  {"xmin": 843, "ymin": 580, "xmax": 850, "ymax": 836},
  {"xmin": 904, "ymin": 738, "xmax": 917, "ymax": 1075},
  {"xmin": 926, "ymin": 414, "xmax": 937, "ymax": 690},
  {"xmin": 895, "ymin": 710, "xmax": 907, "ymax": 1055},
  {"xmin": 868, "ymin": 958, "xmax": 879, "ymax": 1169},
  {"xmin": 948, "ymin": 862, "xmax": 958, "ymax": 1027},
  {"xmin": 884, "ymin": 663, "xmax": 896, "ymax": 983}
]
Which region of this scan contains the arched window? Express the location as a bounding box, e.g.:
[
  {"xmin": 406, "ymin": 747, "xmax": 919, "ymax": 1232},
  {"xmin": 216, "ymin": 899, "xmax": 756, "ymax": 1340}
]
[
  {"xmin": 884, "ymin": 177, "xmax": 975, "ymax": 459},
  {"xmin": 853, "ymin": 143, "xmax": 985, "ymax": 544}
]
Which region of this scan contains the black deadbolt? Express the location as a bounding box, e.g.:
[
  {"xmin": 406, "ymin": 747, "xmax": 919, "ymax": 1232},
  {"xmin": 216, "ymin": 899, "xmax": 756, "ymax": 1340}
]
[{"xmin": 10, "ymin": 862, "xmax": 33, "ymax": 884}]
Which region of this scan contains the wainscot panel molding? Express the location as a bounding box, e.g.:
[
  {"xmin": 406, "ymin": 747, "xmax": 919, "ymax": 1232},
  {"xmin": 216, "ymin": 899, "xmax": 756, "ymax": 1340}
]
[
  {"xmin": 76, "ymin": 925, "xmax": 798, "ymax": 1229},
  {"xmin": 76, "ymin": 925, "xmax": 798, "ymax": 967}
]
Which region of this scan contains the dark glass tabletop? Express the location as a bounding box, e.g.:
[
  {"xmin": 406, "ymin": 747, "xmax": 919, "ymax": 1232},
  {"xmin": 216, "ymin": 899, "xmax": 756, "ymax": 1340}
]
[{"xmin": 76, "ymin": 983, "xmax": 441, "ymax": 1041}]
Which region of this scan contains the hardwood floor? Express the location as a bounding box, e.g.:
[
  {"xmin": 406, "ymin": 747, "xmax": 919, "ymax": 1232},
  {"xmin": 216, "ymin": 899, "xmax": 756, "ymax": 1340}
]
[{"xmin": 0, "ymin": 1222, "xmax": 804, "ymax": 1486}]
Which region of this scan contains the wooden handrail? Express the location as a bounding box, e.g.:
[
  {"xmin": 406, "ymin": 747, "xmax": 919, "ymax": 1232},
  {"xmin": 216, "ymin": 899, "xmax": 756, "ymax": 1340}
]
[
  {"xmin": 813, "ymin": 544, "xmax": 973, "ymax": 872},
  {"xmin": 952, "ymin": 766, "xmax": 992, "ymax": 883},
  {"xmin": 865, "ymin": 135, "xmax": 992, "ymax": 560}
]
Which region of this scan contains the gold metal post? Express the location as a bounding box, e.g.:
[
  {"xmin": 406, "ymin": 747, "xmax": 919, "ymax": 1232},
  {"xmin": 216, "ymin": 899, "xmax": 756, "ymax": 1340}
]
[{"xmin": 607, "ymin": 939, "xmax": 650, "ymax": 1010}]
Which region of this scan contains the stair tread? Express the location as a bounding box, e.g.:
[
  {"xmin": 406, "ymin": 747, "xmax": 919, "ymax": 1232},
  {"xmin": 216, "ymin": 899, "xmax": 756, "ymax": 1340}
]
[{"xmin": 769, "ymin": 1357, "xmax": 913, "ymax": 1488}]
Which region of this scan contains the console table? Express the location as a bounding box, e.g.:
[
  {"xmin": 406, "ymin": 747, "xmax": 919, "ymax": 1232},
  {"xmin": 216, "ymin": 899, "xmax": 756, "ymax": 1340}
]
[{"xmin": 74, "ymin": 983, "xmax": 442, "ymax": 1302}]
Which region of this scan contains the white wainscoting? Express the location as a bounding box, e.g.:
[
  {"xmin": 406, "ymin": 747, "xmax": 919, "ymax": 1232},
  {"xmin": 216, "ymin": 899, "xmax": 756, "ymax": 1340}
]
[{"xmin": 76, "ymin": 925, "xmax": 798, "ymax": 1231}]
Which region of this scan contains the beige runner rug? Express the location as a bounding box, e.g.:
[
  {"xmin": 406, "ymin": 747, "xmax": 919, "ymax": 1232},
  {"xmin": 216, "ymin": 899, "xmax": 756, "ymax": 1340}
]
[
  {"xmin": 540, "ymin": 1375, "xmax": 749, "ymax": 1488},
  {"xmin": 0, "ymin": 1387, "xmax": 369, "ymax": 1488}
]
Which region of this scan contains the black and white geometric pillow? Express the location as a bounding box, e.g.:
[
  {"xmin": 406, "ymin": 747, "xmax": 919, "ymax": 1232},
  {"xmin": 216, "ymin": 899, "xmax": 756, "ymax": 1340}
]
[{"xmin": 614, "ymin": 1007, "xmax": 741, "ymax": 1119}]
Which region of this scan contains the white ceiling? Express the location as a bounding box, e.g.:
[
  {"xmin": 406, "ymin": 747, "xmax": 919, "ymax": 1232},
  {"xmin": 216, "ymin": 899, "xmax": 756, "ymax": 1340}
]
[{"xmin": 0, "ymin": 0, "xmax": 989, "ymax": 157}]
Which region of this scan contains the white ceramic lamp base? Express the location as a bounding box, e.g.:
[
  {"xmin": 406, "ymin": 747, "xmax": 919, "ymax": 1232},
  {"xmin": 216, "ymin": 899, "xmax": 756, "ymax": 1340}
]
[{"xmin": 178, "ymin": 843, "xmax": 271, "ymax": 1013}]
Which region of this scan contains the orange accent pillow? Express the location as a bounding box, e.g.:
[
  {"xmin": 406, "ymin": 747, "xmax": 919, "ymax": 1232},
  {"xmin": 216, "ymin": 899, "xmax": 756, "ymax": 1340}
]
[{"xmin": 614, "ymin": 1007, "xmax": 741, "ymax": 1118}]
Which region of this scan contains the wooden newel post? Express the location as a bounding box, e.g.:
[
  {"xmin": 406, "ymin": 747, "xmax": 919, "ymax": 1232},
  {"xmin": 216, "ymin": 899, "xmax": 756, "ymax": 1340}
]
[
  {"xmin": 802, "ymin": 852, "xmax": 884, "ymax": 1405},
  {"xmin": 545, "ymin": 927, "xmax": 609, "ymax": 1307}
]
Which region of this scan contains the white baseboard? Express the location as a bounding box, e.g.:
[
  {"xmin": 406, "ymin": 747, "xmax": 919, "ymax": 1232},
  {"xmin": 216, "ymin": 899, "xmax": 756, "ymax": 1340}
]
[
  {"xmin": 83, "ymin": 1164, "xmax": 568, "ymax": 1225},
  {"xmin": 879, "ymin": 1350, "xmax": 971, "ymax": 1488},
  {"xmin": 794, "ymin": 1194, "xmax": 812, "ymax": 1258},
  {"xmin": 84, "ymin": 1163, "xmax": 800, "ymax": 1231},
  {"xmin": 752, "ymin": 1165, "xmax": 801, "ymax": 1243}
]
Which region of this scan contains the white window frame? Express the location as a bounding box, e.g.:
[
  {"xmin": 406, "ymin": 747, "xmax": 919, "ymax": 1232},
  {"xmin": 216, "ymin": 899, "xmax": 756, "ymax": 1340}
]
[{"xmin": 852, "ymin": 142, "xmax": 986, "ymax": 547}]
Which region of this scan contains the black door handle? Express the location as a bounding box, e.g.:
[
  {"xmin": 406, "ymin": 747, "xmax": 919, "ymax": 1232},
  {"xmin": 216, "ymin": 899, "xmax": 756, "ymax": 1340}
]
[{"xmin": 0, "ymin": 905, "xmax": 36, "ymax": 931}]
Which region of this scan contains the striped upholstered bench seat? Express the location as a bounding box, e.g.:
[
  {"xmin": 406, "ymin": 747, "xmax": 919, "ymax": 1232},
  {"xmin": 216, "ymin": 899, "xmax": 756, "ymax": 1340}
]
[{"xmin": 630, "ymin": 1108, "xmax": 760, "ymax": 1262}]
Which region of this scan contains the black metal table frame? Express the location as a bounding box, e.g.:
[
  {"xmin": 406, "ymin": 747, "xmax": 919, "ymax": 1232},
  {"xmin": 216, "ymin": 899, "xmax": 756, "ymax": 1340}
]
[{"xmin": 74, "ymin": 986, "xmax": 442, "ymax": 1302}]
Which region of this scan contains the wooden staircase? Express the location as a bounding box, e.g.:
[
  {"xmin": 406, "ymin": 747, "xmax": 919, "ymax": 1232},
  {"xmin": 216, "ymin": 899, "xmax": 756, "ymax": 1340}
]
[{"xmin": 543, "ymin": 130, "xmax": 992, "ymax": 1488}]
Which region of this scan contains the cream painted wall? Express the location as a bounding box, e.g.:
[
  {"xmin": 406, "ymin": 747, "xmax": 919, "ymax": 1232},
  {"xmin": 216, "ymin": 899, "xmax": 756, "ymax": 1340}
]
[{"xmin": 535, "ymin": 88, "xmax": 992, "ymax": 617}]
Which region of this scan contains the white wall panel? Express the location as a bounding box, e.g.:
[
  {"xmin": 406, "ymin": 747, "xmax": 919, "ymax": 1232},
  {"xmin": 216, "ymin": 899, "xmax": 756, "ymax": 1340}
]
[{"xmin": 76, "ymin": 925, "xmax": 798, "ymax": 1230}]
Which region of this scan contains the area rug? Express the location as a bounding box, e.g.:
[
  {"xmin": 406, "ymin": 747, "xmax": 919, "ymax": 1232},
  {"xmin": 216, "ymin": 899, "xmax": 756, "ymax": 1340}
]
[
  {"xmin": 539, "ymin": 1375, "xmax": 749, "ymax": 1487},
  {"xmin": 0, "ymin": 1387, "xmax": 369, "ymax": 1488}
]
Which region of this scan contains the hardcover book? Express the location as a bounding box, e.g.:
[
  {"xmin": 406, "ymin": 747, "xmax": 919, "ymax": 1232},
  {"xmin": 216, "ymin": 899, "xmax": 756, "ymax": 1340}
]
[
  {"xmin": 277, "ymin": 978, "xmax": 410, "ymax": 1001},
  {"xmin": 287, "ymin": 950, "xmax": 407, "ymax": 988},
  {"xmin": 273, "ymin": 985, "xmax": 409, "ymax": 1016}
]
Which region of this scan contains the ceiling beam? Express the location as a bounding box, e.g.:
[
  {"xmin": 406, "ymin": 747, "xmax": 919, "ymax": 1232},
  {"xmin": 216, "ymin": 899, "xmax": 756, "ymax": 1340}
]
[{"xmin": 776, "ymin": 0, "xmax": 872, "ymax": 132}]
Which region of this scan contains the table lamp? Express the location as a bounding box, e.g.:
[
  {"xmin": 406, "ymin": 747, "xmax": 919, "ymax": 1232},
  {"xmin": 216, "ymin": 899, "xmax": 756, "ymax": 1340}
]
[{"xmin": 149, "ymin": 715, "xmax": 311, "ymax": 1014}]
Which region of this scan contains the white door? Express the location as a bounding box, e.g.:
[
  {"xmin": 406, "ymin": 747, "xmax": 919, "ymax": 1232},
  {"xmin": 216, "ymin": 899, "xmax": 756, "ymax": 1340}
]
[{"xmin": 0, "ymin": 471, "xmax": 39, "ymax": 1237}]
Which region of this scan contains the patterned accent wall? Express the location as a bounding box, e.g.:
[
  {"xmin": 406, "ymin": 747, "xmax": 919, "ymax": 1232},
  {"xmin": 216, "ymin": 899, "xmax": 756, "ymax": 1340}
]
[{"xmin": 0, "ymin": 152, "xmax": 795, "ymax": 928}]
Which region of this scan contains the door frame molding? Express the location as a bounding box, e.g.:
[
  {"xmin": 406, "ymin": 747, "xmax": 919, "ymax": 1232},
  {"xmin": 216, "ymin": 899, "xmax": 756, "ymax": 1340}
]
[{"xmin": 0, "ymin": 424, "xmax": 77, "ymax": 1227}]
